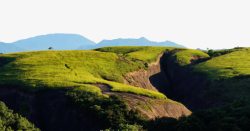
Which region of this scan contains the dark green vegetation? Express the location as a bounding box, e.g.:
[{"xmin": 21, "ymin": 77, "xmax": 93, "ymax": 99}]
[
  {"xmin": 0, "ymin": 101, "xmax": 39, "ymax": 131},
  {"xmin": 66, "ymin": 87, "xmax": 145, "ymax": 130},
  {"xmin": 148, "ymin": 100, "xmax": 250, "ymax": 131},
  {"xmin": 1, "ymin": 46, "xmax": 250, "ymax": 130}
]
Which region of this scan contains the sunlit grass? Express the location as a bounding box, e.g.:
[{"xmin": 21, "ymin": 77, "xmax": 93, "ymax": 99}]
[
  {"xmin": 195, "ymin": 48, "xmax": 250, "ymax": 79},
  {"xmin": 173, "ymin": 49, "xmax": 209, "ymax": 66},
  {"xmin": 95, "ymin": 46, "xmax": 174, "ymax": 62},
  {"xmin": 0, "ymin": 48, "xmax": 170, "ymax": 99}
]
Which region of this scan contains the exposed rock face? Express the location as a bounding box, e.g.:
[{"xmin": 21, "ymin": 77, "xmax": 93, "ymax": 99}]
[
  {"xmin": 116, "ymin": 93, "xmax": 191, "ymax": 119},
  {"xmin": 97, "ymin": 85, "xmax": 191, "ymax": 119},
  {"xmin": 124, "ymin": 55, "xmax": 169, "ymax": 93},
  {"xmin": 121, "ymin": 54, "xmax": 192, "ymax": 119},
  {"xmin": 160, "ymin": 51, "xmax": 213, "ymax": 110},
  {"xmin": 95, "ymin": 84, "xmax": 191, "ymax": 119}
]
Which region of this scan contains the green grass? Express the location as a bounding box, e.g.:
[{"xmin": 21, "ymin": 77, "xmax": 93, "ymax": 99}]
[
  {"xmin": 108, "ymin": 82, "xmax": 167, "ymax": 99},
  {"xmin": 72, "ymin": 84, "xmax": 103, "ymax": 96},
  {"xmin": 194, "ymin": 48, "xmax": 250, "ymax": 79},
  {"xmin": 173, "ymin": 49, "xmax": 210, "ymax": 66},
  {"xmin": 95, "ymin": 46, "xmax": 174, "ymax": 62},
  {"xmin": 0, "ymin": 47, "xmax": 169, "ymax": 99}
]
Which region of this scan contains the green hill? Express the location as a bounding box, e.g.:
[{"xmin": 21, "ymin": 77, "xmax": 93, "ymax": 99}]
[
  {"xmin": 1, "ymin": 46, "xmax": 250, "ymax": 130},
  {"xmin": 0, "ymin": 46, "xmax": 193, "ymax": 130},
  {"xmin": 0, "ymin": 47, "xmax": 169, "ymax": 99},
  {"xmin": 155, "ymin": 47, "xmax": 250, "ymax": 131},
  {"xmin": 195, "ymin": 48, "xmax": 250, "ymax": 79}
]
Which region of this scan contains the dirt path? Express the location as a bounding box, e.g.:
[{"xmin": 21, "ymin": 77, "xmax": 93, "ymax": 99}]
[{"xmin": 93, "ymin": 84, "xmax": 111, "ymax": 94}]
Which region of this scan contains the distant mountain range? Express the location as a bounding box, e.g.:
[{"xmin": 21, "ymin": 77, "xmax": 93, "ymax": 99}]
[
  {"xmin": 0, "ymin": 42, "xmax": 24, "ymax": 53},
  {"xmin": 0, "ymin": 34, "xmax": 185, "ymax": 53}
]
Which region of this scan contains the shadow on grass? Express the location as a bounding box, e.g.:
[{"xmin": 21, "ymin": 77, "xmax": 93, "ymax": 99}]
[{"xmin": 0, "ymin": 56, "xmax": 16, "ymax": 67}]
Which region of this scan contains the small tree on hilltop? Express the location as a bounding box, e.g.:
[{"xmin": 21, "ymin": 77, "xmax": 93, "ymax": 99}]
[{"xmin": 48, "ymin": 47, "xmax": 53, "ymax": 50}]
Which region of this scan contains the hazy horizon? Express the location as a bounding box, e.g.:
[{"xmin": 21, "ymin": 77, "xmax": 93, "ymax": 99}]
[{"xmin": 1, "ymin": 0, "xmax": 250, "ymax": 49}]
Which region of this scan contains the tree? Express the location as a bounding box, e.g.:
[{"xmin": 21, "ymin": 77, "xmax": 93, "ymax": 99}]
[{"xmin": 48, "ymin": 47, "xmax": 53, "ymax": 50}]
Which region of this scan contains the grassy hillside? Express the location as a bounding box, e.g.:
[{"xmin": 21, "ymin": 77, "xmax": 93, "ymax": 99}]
[
  {"xmin": 165, "ymin": 47, "xmax": 250, "ymax": 105},
  {"xmin": 96, "ymin": 46, "xmax": 174, "ymax": 62},
  {"xmin": 0, "ymin": 46, "xmax": 182, "ymax": 130},
  {"xmin": 173, "ymin": 49, "xmax": 209, "ymax": 66},
  {"xmin": 151, "ymin": 48, "xmax": 250, "ymax": 131},
  {"xmin": 195, "ymin": 48, "xmax": 250, "ymax": 79},
  {"xmin": 0, "ymin": 47, "xmax": 170, "ymax": 99},
  {"xmin": 1, "ymin": 46, "xmax": 250, "ymax": 130}
]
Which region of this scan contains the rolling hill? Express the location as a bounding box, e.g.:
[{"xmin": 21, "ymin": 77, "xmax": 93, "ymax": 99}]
[
  {"xmin": 0, "ymin": 46, "xmax": 190, "ymax": 130},
  {"xmin": 1, "ymin": 46, "xmax": 250, "ymax": 130}
]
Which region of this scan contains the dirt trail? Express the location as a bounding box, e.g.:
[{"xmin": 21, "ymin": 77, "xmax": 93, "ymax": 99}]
[{"xmin": 93, "ymin": 84, "xmax": 111, "ymax": 93}]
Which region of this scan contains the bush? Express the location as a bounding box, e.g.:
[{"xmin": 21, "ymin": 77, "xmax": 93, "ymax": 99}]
[
  {"xmin": 0, "ymin": 101, "xmax": 39, "ymax": 131},
  {"xmin": 66, "ymin": 89, "xmax": 145, "ymax": 130}
]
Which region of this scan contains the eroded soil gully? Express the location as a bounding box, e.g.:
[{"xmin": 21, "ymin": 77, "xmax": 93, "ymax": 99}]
[{"xmin": 123, "ymin": 54, "xmax": 170, "ymax": 94}]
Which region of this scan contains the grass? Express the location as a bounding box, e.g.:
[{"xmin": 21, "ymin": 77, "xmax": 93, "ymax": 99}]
[
  {"xmin": 73, "ymin": 84, "xmax": 103, "ymax": 96},
  {"xmin": 0, "ymin": 47, "xmax": 170, "ymax": 99},
  {"xmin": 108, "ymin": 81, "xmax": 167, "ymax": 99},
  {"xmin": 95, "ymin": 46, "xmax": 174, "ymax": 62},
  {"xmin": 194, "ymin": 48, "xmax": 250, "ymax": 79},
  {"xmin": 172, "ymin": 49, "xmax": 209, "ymax": 66},
  {"xmin": 169, "ymin": 48, "xmax": 250, "ymax": 108}
]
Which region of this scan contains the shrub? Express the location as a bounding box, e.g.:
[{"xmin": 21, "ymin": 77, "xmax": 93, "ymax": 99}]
[
  {"xmin": 0, "ymin": 101, "xmax": 39, "ymax": 131},
  {"xmin": 66, "ymin": 88, "xmax": 145, "ymax": 130}
]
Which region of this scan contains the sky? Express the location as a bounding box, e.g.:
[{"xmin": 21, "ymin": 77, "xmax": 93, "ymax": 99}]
[{"xmin": 0, "ymin": 0, "xmax": 250, "ymax": 49}]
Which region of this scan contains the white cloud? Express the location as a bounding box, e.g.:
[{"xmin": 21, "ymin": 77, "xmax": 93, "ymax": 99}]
[{"xmin": 0, "ymin": 0, "xmax": 250, "ymax": 49}]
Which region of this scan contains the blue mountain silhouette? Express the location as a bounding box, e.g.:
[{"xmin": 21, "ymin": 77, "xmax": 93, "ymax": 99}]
[
  {"xmin": 0, "ymin": 42, "xmax": 25, "ymax": 53},
  {"xmin": 96, "ymin": 37, "xmax": 184, "ymax": 48},
  {"xmin": 0, "ymin": 34, "xmax": 184, "ymax": 53},
  {"xmin": 12, "ymin": 33, "xmax": 95, "ymax": 50}
]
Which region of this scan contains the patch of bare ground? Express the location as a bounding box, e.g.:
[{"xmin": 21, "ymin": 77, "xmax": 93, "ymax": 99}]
[
  {"xmin": 123, "ymin": 54, "xmax": 169, "ymax": 92},
  {"xmin": 94, "ymin": 84, "xmax": 191, "ymax": 119}
]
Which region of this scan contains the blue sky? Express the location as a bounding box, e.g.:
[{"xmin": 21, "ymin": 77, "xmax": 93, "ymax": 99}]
[{"xmin": 0, "ymin": 0, "xmax": 249, "ymax": 49}]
